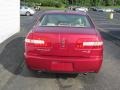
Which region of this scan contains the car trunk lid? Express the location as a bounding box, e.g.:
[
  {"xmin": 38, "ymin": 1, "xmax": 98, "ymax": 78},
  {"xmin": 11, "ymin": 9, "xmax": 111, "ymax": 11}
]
[{"xmin": 25, "ymin": 27, "xmax": 102, "ymax": 57}]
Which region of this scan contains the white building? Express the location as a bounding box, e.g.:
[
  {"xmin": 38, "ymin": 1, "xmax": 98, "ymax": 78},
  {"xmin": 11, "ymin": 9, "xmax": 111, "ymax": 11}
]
[{"xmin": 0, "ymin": 0, "xmax": 20, "ymax": 43}]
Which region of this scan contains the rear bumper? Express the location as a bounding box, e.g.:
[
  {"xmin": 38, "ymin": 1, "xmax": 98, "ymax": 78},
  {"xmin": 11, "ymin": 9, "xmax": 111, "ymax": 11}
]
[{"xmin": 24, "ymin": 53, "xmax": 103, "ymax": 73}]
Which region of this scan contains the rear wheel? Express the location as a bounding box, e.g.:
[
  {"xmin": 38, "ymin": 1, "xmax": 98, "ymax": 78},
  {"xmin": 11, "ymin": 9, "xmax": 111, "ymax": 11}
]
[{"xmin": 26, "ymin": 12, "xmax": 31, "ymax": 16}]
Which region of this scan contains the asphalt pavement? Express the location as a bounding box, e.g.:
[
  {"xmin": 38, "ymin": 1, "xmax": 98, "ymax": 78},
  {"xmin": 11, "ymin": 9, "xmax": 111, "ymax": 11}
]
[
  {"xmin": 89, "ymin": 11, "xmax": 120, "ymax": 39},
  {"xmin": 0, "ymin": 11, "xmax": 120, "ymax": 90}
]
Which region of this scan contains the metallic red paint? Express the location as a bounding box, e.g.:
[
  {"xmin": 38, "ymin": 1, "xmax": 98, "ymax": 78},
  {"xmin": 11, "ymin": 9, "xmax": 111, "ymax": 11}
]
[
  {"xmin": 24, "ymin": 11, "xmax": 103, "ymax": 73},
  {"xmin": 24, "ymin": 54, "xmax": 102, "ymax": 73}
]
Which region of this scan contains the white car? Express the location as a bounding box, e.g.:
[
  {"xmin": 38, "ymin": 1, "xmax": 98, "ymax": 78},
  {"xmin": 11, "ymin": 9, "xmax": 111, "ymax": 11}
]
[
  {"xmin": 75, "ymin": 7, "xmax": 88, "ymax": 12},
  {"xmin": 104, "ymin": 8, "xmax": 114, "ymax": 12},
  {"xmin": 20, "ymin": 6, "xmax": 35, "ymax": 16}
]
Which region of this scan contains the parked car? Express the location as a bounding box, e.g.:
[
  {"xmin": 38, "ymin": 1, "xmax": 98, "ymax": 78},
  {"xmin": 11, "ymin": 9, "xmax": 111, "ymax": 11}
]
[
  {"xmin": 104, "ymin": 8, "xmax": 114, "ymax": 12},
  {"xmin": 75, "ymin": 7, "xmax": 88, "ymax": 12},
  {"xmin": 89, "ymin": 7, "xmax": 98, "ymax": 11},
  {"xmin": 68, "ymin": 6, "xmax": 78, "ymax": 11},
  {"xmin": 24, "ymin": 10, "xmax": 103, "ymax": 73},
  {"xmin": 114, "ymin": 8, "xmax": 120, "ymax": 13},
  {"xmin": 20, "ymin": 6, "xmax": 35, "ymax": 16},
  {"xmin": 96, "ymin": 8, "xmax": 104, "ymax": 12},
  {"xmin": 90, "ymin": 7, "xmax": 103, "ymax": 12}
]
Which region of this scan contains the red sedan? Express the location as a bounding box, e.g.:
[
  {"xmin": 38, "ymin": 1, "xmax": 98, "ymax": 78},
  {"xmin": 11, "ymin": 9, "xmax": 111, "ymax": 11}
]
[{"xmin": 24, "ymin": 10, "xmax": 103, "ymax": 73}]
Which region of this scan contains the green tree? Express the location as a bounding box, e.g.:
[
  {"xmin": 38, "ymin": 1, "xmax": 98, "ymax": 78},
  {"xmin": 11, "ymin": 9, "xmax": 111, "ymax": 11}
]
[{"xmin": 21, "ymin": 0, "xmax": 120, "ymax": 7}]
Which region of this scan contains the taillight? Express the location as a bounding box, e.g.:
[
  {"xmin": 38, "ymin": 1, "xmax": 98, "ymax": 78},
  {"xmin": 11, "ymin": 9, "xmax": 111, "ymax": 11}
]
[
  {"xmin": 25, "ymin": 33, "xmax": 51, "ymax": 48},
  {"xmin": 25, "ymin": 39, "xmax": 45, "ymax": 44},
  {"xmin": 76, "ymin": 40, "xmax": 103, "ymax": 49},
  {"xmin": 83, "ymin": 42, "xmax": 103, "ymax": 46}
]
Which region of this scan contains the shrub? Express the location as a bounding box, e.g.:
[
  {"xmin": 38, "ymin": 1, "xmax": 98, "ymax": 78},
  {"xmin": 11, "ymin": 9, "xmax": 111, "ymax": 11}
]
[{"xmin": 26, "ymin": 0, "xmax": 64, "ymax": 8}]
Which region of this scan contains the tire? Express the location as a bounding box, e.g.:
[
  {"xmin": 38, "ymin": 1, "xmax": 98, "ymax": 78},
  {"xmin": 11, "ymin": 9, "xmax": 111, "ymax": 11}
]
[{"xmin": 26, "ymin": 12, "xmax": 31, "ymax": 16}]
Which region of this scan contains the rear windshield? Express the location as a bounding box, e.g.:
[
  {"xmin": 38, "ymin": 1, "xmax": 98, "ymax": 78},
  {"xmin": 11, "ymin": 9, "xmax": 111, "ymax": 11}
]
[{"xmin": 39, "ymin": 14, "xmax": 93, "ymax": 28}]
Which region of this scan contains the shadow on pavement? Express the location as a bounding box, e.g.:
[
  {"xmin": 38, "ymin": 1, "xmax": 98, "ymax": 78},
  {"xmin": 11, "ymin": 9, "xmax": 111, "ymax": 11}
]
[
  {"xmin": 0, "ymin": 33, "xmax": 103, "ymax": 80},
  {"xmin": 109, "ymin": 31, "xmax": 120, "ymax": 39},
  {"xmin": 100, "ymin": 31, "xmax": 120, "ymax": 43},
  {"xmin": 0, "ymin": 28, "xmax": 110, "ymax": 81},
  {"xmin": 21, "ymin": 66, "xmax": 79, "ymax": 79},
  {"xmin": 0, "ymin": 31, "xmax": 113, "ymax": 80},
  {"xmin": 0, "ymin": 36, "xmax": 78, "ymax": 79},
  {"xmin": 0, "ymin": 37, "xmax": 25, "ymax": 75}
]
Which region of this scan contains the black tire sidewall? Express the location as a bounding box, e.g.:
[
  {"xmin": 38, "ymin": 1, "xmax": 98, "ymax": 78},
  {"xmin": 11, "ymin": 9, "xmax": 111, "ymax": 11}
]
[{"xmin": 26, "ymin": 12, "xmax": 31, "ymax": 16}]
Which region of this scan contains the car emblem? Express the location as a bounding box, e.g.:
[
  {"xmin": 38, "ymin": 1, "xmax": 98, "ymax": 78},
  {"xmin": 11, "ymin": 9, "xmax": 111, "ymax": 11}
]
[{"xmin": 61, "ymin": 38, "xmax": 66, "ymax": 48}]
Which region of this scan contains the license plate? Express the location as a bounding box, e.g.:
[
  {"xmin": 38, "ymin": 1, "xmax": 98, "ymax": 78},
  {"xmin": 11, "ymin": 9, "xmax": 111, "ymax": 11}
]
[{"xmin": 51, "ymin": 62, "xmax": 73, "ymax": 72}]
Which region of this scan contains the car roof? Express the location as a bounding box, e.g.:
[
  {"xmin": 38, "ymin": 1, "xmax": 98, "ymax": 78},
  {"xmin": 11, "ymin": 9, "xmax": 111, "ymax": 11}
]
[{"xmin": 43, "ymin": 10, "xmax": 87, "ymax": 16}]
